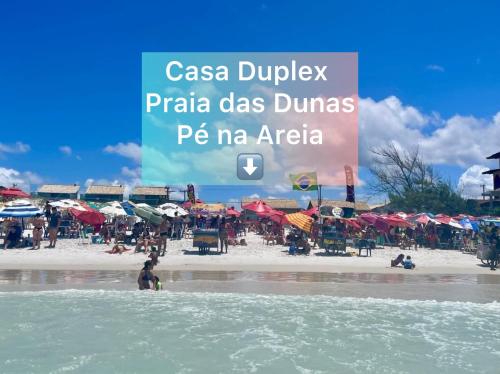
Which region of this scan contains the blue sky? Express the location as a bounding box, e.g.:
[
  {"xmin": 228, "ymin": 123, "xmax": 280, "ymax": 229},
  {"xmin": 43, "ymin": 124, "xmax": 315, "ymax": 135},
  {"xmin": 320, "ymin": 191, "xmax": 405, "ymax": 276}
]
[{"xmin": 1, "ymin": 1, "xmax": 499, "ymax": 205}]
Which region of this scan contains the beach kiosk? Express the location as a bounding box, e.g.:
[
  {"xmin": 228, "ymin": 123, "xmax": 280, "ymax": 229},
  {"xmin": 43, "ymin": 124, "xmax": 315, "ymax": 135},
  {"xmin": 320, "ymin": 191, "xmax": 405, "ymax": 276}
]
[
  {"xmin": 318, "ymin": 206, "xmax": 348, "ymax": 255},
  {"xmin": 192, "ymin": 229, "xmax": 219, "ymax": 254}
]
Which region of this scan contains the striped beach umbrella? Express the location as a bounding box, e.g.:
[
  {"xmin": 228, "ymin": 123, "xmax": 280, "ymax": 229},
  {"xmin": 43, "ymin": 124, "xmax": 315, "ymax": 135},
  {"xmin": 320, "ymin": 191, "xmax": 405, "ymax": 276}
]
[
  {"xmin": 0, "ymin": 200, "xmax": 43, "ymax": 217},
  {"xmin": 284, "ymin": 212, "xmax": 313, "ymax": 233}
]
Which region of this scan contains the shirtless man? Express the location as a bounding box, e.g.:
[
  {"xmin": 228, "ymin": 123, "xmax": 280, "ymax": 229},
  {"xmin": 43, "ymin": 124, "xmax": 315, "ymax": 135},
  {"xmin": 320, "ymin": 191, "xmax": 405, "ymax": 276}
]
[
  {"xmin": 31, "ymin": 213, "xmax": 45, "ymax": 250},
  {"xmin": 158, "ymin": 215, "xmax": 171, "ymax": 256}
]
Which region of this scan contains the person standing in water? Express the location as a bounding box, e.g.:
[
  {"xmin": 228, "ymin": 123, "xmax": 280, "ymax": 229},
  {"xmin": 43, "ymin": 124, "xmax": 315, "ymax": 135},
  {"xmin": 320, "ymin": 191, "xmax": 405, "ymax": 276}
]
[{"xmin": 137, "ymin": 260, "xmax": 154, "ymax": 290}]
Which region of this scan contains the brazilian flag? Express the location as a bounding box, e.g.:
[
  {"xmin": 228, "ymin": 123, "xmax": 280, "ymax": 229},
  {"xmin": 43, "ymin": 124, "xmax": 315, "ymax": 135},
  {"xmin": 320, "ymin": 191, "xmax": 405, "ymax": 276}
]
[{"xmin": 290, "ymin": 172, "xmax": 318, "ymax": 191}]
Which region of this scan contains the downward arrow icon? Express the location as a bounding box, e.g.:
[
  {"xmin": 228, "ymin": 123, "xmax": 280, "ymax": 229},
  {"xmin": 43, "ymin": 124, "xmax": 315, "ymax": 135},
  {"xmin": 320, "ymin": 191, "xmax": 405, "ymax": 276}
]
[{"xmin": 243, "ymin": 157, "xmax": 258, "ymax": 175}]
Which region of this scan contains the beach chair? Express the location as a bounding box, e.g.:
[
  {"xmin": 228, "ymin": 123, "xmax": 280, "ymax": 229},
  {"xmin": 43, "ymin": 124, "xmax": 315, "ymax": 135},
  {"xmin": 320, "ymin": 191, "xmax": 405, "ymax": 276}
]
[{"xmin": 78, "ymin": 229, "xmax": 91, "ymax": 245}]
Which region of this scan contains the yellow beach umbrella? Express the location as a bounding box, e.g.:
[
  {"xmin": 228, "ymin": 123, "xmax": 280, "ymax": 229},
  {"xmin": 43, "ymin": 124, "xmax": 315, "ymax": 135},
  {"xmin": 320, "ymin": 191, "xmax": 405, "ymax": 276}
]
[{"xmin": 284, "ymin": 212, "xmax": 313, "ymax": 233}]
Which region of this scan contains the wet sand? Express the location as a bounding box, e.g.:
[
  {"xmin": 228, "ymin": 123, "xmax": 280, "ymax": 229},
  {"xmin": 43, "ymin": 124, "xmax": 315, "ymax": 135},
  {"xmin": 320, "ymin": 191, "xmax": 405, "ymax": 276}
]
[{"xmin": 1, "ymin": 269, "xmax": 499, "ymax": 303}]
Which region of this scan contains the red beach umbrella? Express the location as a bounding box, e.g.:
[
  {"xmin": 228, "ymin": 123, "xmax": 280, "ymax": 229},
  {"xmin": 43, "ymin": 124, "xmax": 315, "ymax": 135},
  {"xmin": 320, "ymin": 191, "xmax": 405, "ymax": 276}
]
[
  {"xmin": 0, "ymin": 188, "xmax": 30, "ymax": 198},
  {"xmin": 226, "ymin": 207, "xmax": 241, "ymax": 217},
  {"xmin": 69, "ymin": 208, "xmax": 106, "ymax": 226},
  {"xmin": 242, "ymin": 200, "xmax": 273, "ymax": 214}
]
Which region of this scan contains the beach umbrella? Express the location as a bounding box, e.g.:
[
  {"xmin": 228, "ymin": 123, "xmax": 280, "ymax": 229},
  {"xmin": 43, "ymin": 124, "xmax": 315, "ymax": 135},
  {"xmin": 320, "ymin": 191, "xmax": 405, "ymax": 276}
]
[
  {"xmin": 358, "ymin": 213, "xmax": 379, "ymax": 225},
  {"xmin": 459, "ymin": 217, "xmax": 479, "ymax": 232},
  {"xmin": 342, "ymin": 218, "xmax": 362, "ymax": 230},
  {"xmin": 302, "ymin": 206, "xmax": 319, "ymax": 217},
  {"xmin": 242, "ymin": 200, "xmax": 273, "ymax": 214},
  {"xmin": 434, "ymin": 214, "xmax": 464, "ymax": 229},
  {"xmin": 49, "ymin": 199, "xmax": 87, "ymax": 211},
  {"xmin": 0, "ymin": 188, "xmax": 30, "ymax": 199},
  {"xmin": 69, "ymin": 208, "xmax": 106, "ymax": 226},
  {"xmin": 120, "ymin": 201, "xmax": 135, "ymax": 216},
  {"xmin": 225, "ymin": 207, "xmax": 241, "ymax": 217},
  {"xmin": 0, "ymin": 199, "xmax": 42, "ymax": 217},
  {"xmin": 133, "ymin": 203, "xmax": 164, "ymax": 225},
  {"xmin": 260, "ymin": 209, "xmax": 287, "ymax": 224},
  {"xmin": 99, "ymin": 201, "xmax": 128, "ymax": 217},
  {"xmin": 407, "ymin": 213, "xmax": 440, "ymax": 225},
  {"xmin": 156, "ymin": 202, "xmax": 188, "ymax": 217},
  {"xmin": 383, "ymin": 214, "xmax": 413, "ymax": 228},
  {"xmin": 284, "ymin": 212, "xmax": 313, "ymax": 233}
]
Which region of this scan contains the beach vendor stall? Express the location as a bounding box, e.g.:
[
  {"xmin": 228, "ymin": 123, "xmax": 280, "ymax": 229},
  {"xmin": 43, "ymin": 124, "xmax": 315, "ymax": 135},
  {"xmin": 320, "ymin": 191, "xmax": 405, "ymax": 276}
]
[
  {"xmin": 316, "ymin": 206, "xmax": 349, "ymax": 255},
  {"xmin": 192, "ymin": 228, "xmax": 219, "ymax": 254}
]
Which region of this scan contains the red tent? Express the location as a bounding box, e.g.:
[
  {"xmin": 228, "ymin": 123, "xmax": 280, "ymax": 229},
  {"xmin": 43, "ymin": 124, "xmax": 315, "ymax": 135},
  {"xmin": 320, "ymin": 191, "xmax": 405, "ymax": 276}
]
[
  {"xmin": 242, "ymin": 200, "xmax": 273, "ymax": 214},
  {"xmin": 69, "ymin": 208, "xmax": 106, "ymax": 226},
  {"xmin": 0, "ymin": 188, "xmax": 30, "ymax": 199}
]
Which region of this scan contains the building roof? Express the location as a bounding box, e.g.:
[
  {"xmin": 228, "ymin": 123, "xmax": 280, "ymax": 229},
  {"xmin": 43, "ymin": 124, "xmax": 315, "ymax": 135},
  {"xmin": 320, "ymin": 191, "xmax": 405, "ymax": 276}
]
[
  {"xmin": 482, "ymin": 168, "xmax": 500, "ymax": 175},
  {"xmin": 241, "ymin": 197, "xmax": 299, "ymax": 209},
  {"xmin": 85, "ymin": 185, "xmax": 125, "ymax": 195},
  {"xmin": 486, "ymin": 151, "xmax": 500, "ymax": 159},
  {"xmin": 37, "ymin": 184, "xmax": 80, "ymax": 194},
  {"xmin": 131, "ymin": 186, "xmax": 168, "ymax": 196},
  {"xmin": 310, "ymin": 199, "xmax": 371, "ymax": 211}
]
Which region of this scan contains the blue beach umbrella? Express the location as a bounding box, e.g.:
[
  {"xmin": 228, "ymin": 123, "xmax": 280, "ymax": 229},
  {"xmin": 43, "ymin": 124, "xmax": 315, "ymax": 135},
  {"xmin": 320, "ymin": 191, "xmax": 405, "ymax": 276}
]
[{"xmin": 0, "ymin": 200, "xmax": 43, "ymax": 218}]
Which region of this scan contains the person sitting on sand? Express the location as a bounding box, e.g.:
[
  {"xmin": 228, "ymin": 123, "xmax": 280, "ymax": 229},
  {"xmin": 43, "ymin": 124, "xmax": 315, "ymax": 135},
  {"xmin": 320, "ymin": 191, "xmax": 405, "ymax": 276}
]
[
  {"xmin": 3, "ymin": 224, "xmax": 21, "ymax": 249},
  {"xmin": 402, "ymin": 255, "xmax": 416, "ymax": 270},
  {"xmin": 105, "ymin": 244, "xmax": 132, "ymax": 254},
  {"xmin": 153, "ymin": 276, "xmax": 162, "ymax": 291},
  {"xmin": 99, "ymin": 224, "xmax": 112, "ymax": 245},
  {"xmin": 135, "ymin": 233, "xmax": 157, "ymax": 254},
  {"xmin": 138, "ymin": 260, "xmax": 154, "ymax": 290},
  {"xmin": 391, "ymin": 253, "xmax": 405, "ymax": 267}
]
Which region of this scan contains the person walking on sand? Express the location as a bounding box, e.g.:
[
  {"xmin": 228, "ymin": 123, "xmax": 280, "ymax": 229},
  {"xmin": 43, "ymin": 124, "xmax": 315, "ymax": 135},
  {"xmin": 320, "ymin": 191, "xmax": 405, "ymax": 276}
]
[
  {"xmin": 47, "ymin": 207, "xmax": 61, "ymax": 248},
  {"xmin": 31, "ymin": 213, "xmax": 45, "ymax": 250}
]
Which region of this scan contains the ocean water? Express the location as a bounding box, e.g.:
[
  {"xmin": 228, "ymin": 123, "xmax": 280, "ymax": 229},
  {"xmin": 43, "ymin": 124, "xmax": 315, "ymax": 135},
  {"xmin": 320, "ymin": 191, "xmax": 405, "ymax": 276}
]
[{"xmin": 0, "ymin": 291, "xmax": 499, "ymax": 373}]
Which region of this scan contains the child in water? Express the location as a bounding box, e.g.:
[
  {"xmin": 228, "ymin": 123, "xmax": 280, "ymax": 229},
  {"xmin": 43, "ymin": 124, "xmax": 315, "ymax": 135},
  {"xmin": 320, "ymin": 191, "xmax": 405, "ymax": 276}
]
[{"xmin": 154, "ymin": 276, "xmax": 163, "ymax": 291}]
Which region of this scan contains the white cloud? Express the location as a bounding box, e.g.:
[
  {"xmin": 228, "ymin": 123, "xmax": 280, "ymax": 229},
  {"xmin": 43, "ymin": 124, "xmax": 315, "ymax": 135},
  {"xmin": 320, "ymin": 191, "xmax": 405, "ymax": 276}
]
[
  {"xmin": 458, "ymin": 165, "xmax": 493, "ymax": 199},
  {"xmin": 59, "ymin": 145, "xmax": 72, "ymax": 156},
  {"xmin": 103, "ymin": 142, "xmax": 141, "ymax": 164},
  {"xmin": 0, "ymin": 142, "xmax": 30, "ymax": 155},
  {"xmin": 426, "ymin": 64, "xmax": 445, "ymax": 72},
  {"xmin": 121, "ymin": 166, "xmax": 141, "ymax": 179},
  {"xmin": 358, "ymin": 97, "xmax": 500, "ymax": 168},
  {"xmin": 0, "ymin": 167, "xmax": 42, "ymax": 191},
  {"xmin": 249, "ymin": 193, "xmax": 260, "ymax": 199}
]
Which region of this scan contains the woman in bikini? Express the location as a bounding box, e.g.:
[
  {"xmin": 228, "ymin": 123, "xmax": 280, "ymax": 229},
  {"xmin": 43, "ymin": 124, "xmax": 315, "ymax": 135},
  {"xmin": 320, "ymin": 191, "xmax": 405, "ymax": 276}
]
[{"xmin": 31, "ymin": 213, "xmax": 45, "ymax": 250}]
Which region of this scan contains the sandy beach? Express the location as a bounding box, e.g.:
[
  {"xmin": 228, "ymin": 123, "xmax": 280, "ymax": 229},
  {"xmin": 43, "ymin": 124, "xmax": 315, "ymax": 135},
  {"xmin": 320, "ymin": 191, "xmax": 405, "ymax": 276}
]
[{"xmin": 0, "ymin": 232, "xmax": 494, "ymax": 275}]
